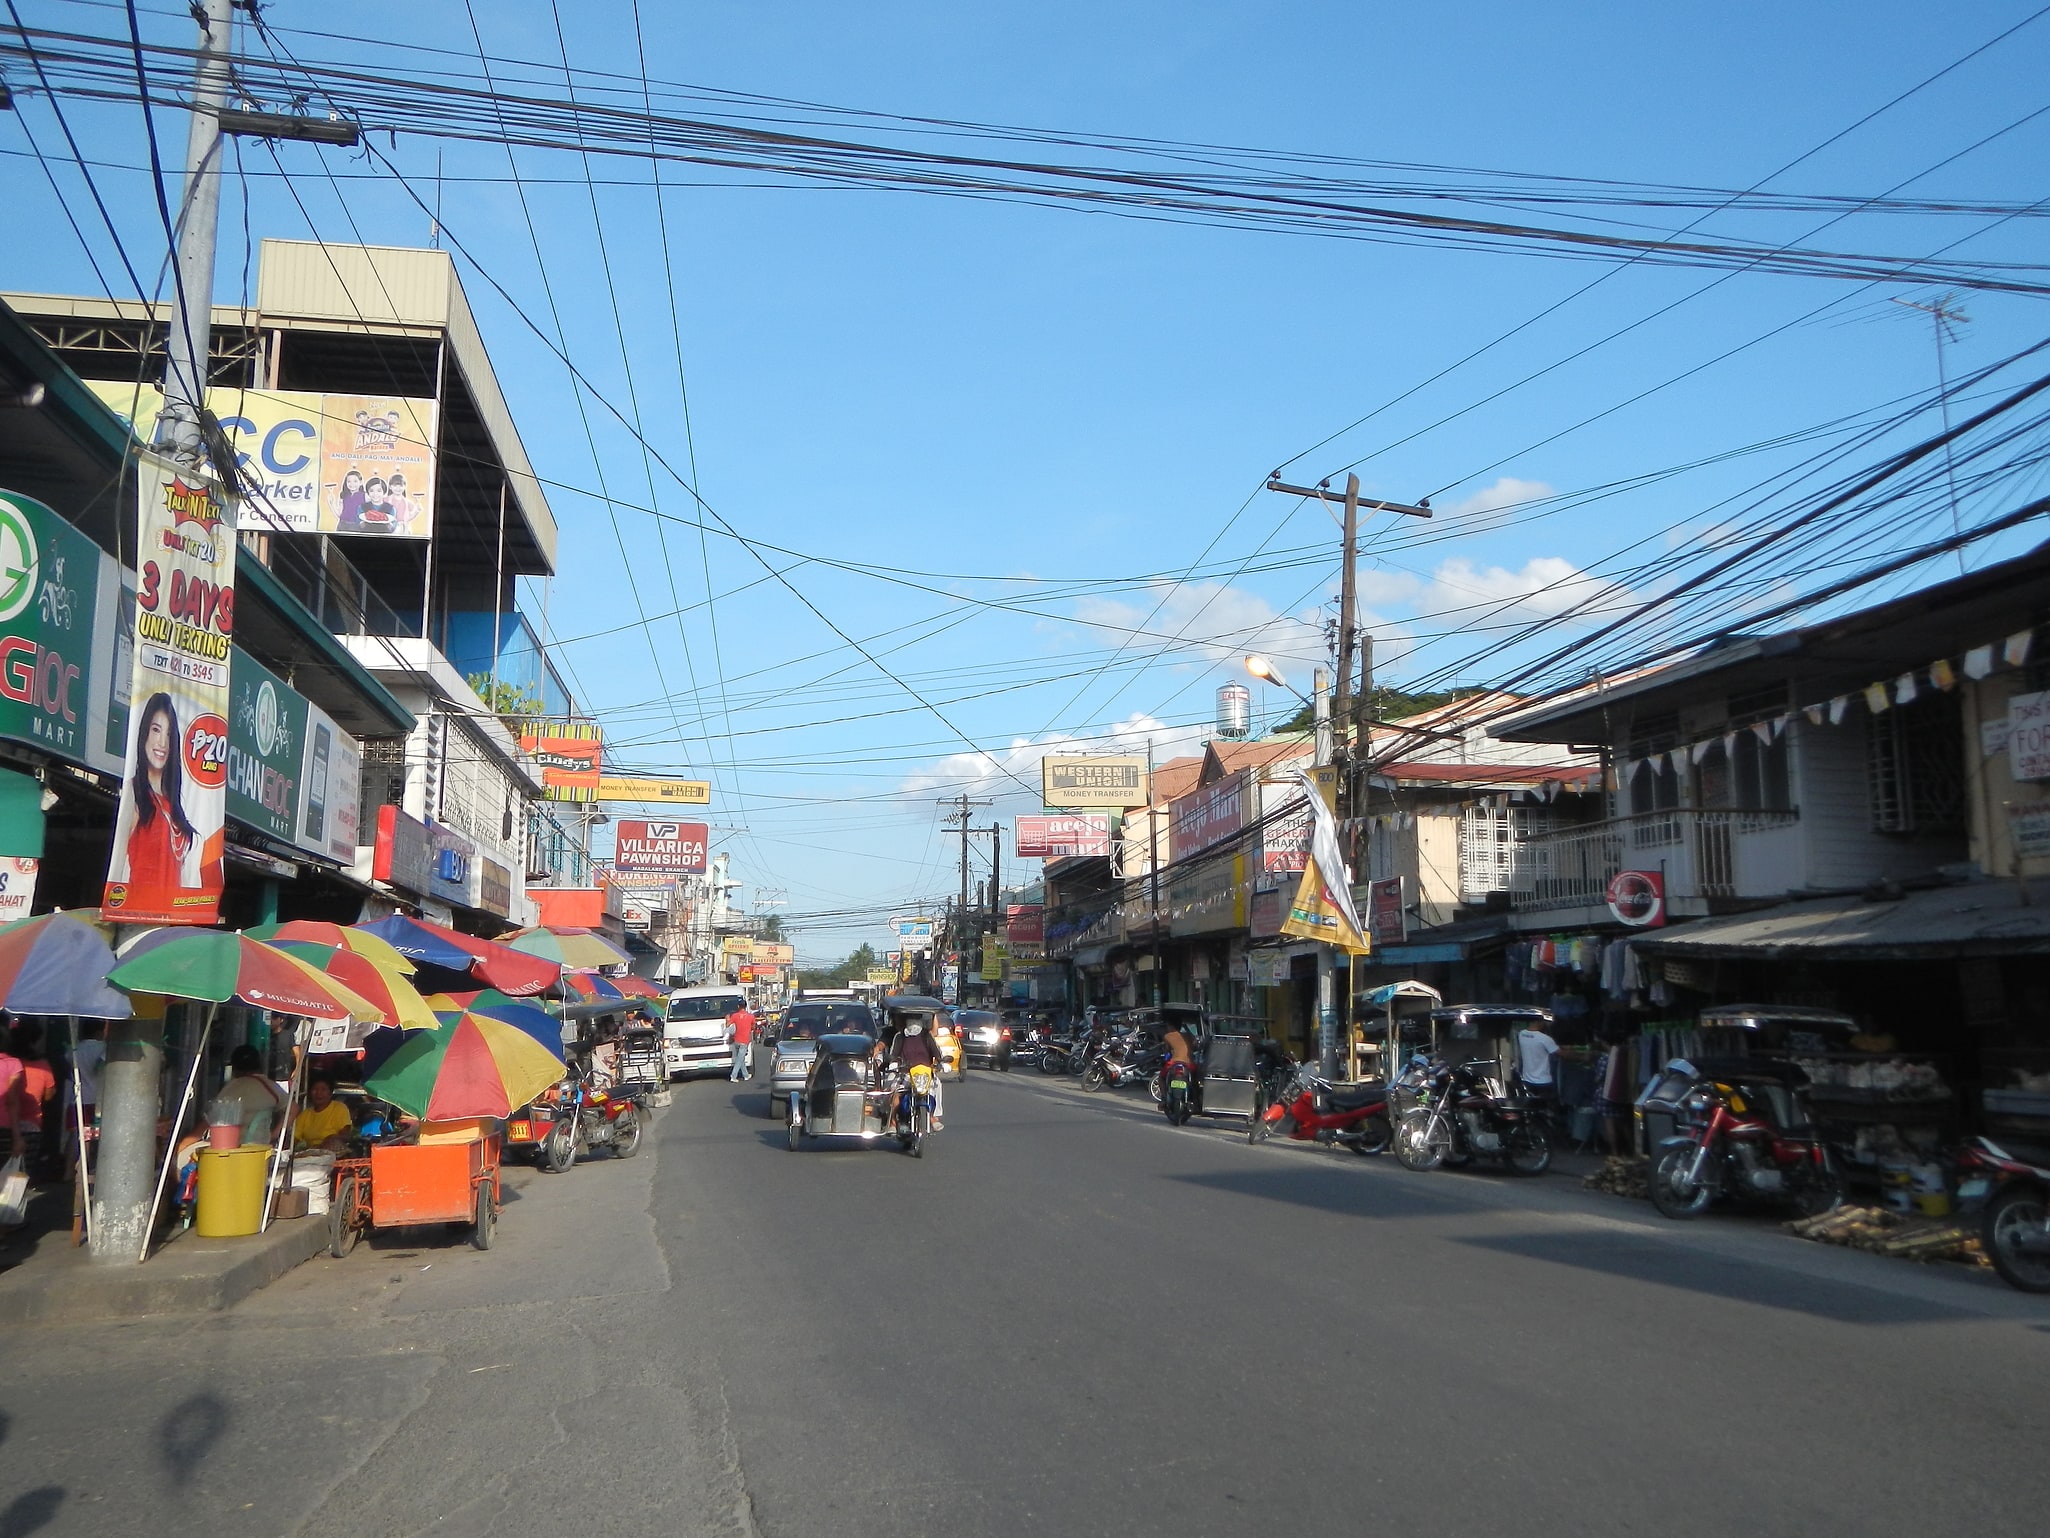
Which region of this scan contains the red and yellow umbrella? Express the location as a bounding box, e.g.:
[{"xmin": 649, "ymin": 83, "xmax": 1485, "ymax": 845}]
[
  {"xmin": 364, "ymin": 1009, "xmax": 564, "ymax": 1120},
  {"xmin": 268, "ymin": 940, "xmax": 439, "ymax": 1033},
  {"xmin": 248, "ymin": 919, "xmax": 416, "ymax": 975}
]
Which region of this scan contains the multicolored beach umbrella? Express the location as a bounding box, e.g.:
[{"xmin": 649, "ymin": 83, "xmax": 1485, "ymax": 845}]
[{"xmin": 364, "ymin": 1009, "xmax": 565, "ymax": 1120}]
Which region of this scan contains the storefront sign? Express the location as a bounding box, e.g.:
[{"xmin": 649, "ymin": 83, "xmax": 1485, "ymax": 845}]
[
  {"xmin": 104, "ymin": 453, "xmax": 234, "ymax": 926},
  {"xmin": 865, "ymin": 967, "xmax": 896, "ymax": 985},
  {"xmin": 0, "ymin": 489, "xmax": 103, "ymax": 763},
  {"xmin": 892, "ymin": 916, "xmax": 934, "ymax": 946},
  {"xmin": 1016, "ymin": 813, "xmax": 1111, "ymax": 859},
  {"xmin": 1248, "ymin": 880, "xmax": 1286, "ymax": 940},
  {"xmin": 1169, "ymin": 854, "xmax": 1246, "ymax": 938},
  {"xmin": 614, "ymin": 818, "xmax": 709, "ymax": 872},
  {"xmin": 518, "ymin": 722, "xmax": 603, "ymax": 802},
  {"xmin": 2009, "ymin": 691, "xmax": 2050, "ymax": 782},
  {"xmin": 428, "ymin": 819, "xmax": 476, "ymax": 906},
  {"xmin": 372, "ymin": 804, "xmax": 434, "ymax": 895},
  {"xmin": 1260, "ymin": 789, "xmax": 1313, "ymax": 873},
  {"xmin": 1006, "ymin": 904, "xmax": 1045, "ymax": 946},
  {"xmin": 2006, "ymin": 802, "xmax": 2050, "ymax": 860},
  {"xmin": 299, "ymin": 704, "xmax": 361, "ymax": 865},
  {"xmin": 1042, "ymin": 755, "xmax": 1150, "ymax": 809},
  {"xmin": 721, "ymin": 935, "xmax": 754, "ymax": 957},
  {"xmin": 0, "ymin": 857, "xmax": 39, "ymax": 926},
  {"xmin": 594, "ymin": 775, "xmax": 710, "ymax": 804},
  {"xmin": 478, "ymin": 856, "xmax": 514, "ymax": 918},
  {"xmin": 1367, "ymin": 876, "xmax": 1407, "ymax": 947},
  {"xmin": 224, "ymin": 653, "xmax": 308, "ymax": 844},
  {"xmin": 1246, "ymin": 949, "xmax": 1284, "ymax": 988},
  {"xmin": 755, "ymin": 942, "xmax": 796, "ymax": 965},
  {"xmin": 1605, "ymin": 868, "xmax": 1667, "ymax": 927},
  {"xmin": 89, "ymin": 383, "xmax": 439, "ymax": 539},
  {"xmin": 1169, "ymin": 771, "xmax": 1245, "ymax": 861}
]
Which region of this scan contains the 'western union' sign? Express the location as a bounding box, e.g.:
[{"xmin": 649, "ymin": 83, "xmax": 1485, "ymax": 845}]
[{"xmin": 595, "ymin": 777, "xmax": 711, "ymax": 804}]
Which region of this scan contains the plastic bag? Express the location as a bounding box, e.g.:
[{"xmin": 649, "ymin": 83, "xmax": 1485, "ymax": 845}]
[{"xmin": 0, "ymin": 1156, "xmax": 28, "ymax": 1227}]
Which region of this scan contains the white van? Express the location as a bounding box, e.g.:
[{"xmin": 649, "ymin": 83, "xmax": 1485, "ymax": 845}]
[{"xmin": 665, "ymin": 986, "xmax": 746, "ymax": 1080}]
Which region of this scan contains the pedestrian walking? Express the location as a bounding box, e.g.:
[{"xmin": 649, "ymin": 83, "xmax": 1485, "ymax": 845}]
[{"xmin": 727, "ymin": 1004, "xmax": 756, "ymax": 1081}]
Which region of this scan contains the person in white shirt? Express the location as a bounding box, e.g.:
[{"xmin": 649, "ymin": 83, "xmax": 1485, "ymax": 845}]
[{"xmin": 1515, "ymin": 1025, "xmax": 1560, "ymax": 1102}]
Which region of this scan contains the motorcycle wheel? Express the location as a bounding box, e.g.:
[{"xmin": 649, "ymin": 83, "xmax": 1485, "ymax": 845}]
[
  {"xmin": 1394, "ymin": 1112, "xmax": 1444, "ymax": 1172},
  {"xmin": 1038, "ymin": 1047, "xmax": 1064, "ymax": 1075},
  {"xmin": 1081, "ymin": 1063, "xmax": 1108, "ymax": 1093},
  {"xmin": 1348, "ymin": 1113, "xmax": 1393, "ymax": 1156},
  {"xmin": 1985, "ymin": 1185, "xmax": 2050, "ymax": 1293},
  {"xmin": 328, "ymin": 1174, "xmax": 360, "ymax": 1260},
  {"xmin": 1148, "ymin": 1075, "xmax": 1164, "ymax": 1104},
  {"xmin": 612, "ymin": 1109, "xmax": 642, "ymax": 1160},
  {"xmin": 785, "ymin": 1113, "xmax": 802, "ymax": 1152},
  {"xmin": 1788, "ymin": 1164, "xmax": 1843, "ymax": 1219},
  {"xmin": 1506, "ymin": 1124, "xmax": 1552, "ymax": 1176},
  {"xmin": 544, "ymin": 1123, "xmax": 577, "ymax": 1174},
  {"xmin": 1650, "ymin": 1147, "xmax": 1714, "ymax": 1219}
]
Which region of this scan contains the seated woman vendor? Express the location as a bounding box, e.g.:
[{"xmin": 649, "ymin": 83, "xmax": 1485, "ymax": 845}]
[{"xmin": 293, "ymin": 1077, "xmax": 356, "ymax": 1152}]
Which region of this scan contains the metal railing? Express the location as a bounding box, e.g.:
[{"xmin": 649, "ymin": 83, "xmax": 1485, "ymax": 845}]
[{"xmin": 1511, "ymin": 808, "xmax": 1800, "ymax": 909}]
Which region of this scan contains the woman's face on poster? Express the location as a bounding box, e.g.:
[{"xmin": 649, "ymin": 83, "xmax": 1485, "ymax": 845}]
[{"xmin": 144, "ymin": 710, "xmax": 172, "ymax": 771}]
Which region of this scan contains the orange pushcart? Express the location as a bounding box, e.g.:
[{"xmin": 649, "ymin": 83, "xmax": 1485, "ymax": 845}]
[{"xmin": 328, "ymin": 1130, "xmax": 502, "ymax": 1257}]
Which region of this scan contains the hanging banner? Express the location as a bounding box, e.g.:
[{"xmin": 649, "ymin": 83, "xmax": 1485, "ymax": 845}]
[
  {"xmin": 104, "ymin": 453, "xmax": 233, "ymax": 925},
  {"xmin": 89, "ymin": 383, "xmax": 439, "ymax": 539},
  {"xmin": 519, "ymin": 722, "xmax": 603, "ymax": 802},
  {"xmin": 1279, "ymin": 857, "xmax": 1370, "ymax": 954},
  {"xmin": 1367, "ymin": 876, "xmax": 1407, "ymax": 947}
]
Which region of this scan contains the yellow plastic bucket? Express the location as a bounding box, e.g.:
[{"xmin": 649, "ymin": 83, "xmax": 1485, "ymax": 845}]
[{"xmin": 195, "ymin": 1145, "xmax": 271, "ymax": 1237}]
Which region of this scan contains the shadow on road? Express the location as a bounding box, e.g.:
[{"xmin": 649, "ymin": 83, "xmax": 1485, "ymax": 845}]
[
  {"xmin": 1457, "ymin": 1229, "xmax": 1975, "ymax": 1325},
  {"xmin": 1165, "ymin": 1167, "xmax": 1476, "ymax": 1220},
  {"xmin": 157, "ymin": 1390, "xmax": 232, "ymax": 1488},
  {"xmin": 0, "ymin": 1486, "xmax": 64, "ymax": 1537}
]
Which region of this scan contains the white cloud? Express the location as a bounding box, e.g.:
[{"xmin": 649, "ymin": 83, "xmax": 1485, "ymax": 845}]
[
  {"xmin": 1068, "ymin": 579, "xmax": 1329, "ymax": 672},
  {"xmin": 1440, "ymin": 476, "xmax": 1555, "ymax": 522},
  {"xmin": 1417, "ymin": 555, "xmax": 1626, "ymax": 625}
]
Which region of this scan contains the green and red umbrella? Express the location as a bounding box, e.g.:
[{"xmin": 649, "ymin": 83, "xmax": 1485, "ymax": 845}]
[
  {"xmin": 107, "ymin": 930, "xmax": 380, "ymax": 1019},
  {"xmin": 248, "ymin": 918, "xmax": 416, "ymax": 975},
  {"xmin": 267, "ymin": 940, "xmax": 440, "ymax": 1033},
  {"xmin": 364, "ymin": 1009, "xmax": 564, "ymax": 1120}
]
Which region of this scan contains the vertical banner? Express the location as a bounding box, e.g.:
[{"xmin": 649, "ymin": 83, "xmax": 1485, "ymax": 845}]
[{"xmin": 104, "ymin": 452, "xmax": 234, "ymax": 924}]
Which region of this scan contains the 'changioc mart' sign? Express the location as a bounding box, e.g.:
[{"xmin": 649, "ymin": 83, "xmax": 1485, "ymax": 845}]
[
  {"xmin": 0, "ymin": 488, "xmax": 117, "ymax": 766},
  {"xmin": 1042, "ymin": 755, "xmax": 1150, "ymax": 809}
]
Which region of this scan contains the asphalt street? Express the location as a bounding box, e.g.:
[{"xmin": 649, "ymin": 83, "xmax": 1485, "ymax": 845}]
[{"xmin": 3, "ymin": 1064, "xmax": 2048, "ymax": 1537}]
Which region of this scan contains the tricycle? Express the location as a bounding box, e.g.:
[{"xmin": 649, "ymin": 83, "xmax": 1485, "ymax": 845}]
[
  {"xmin": 784, "ymin": 1031, "xmax": 937, "ymax": 1156},
  {"xmin": 329, "ymin": 1126, "xmax": 503, "ymax": 1256}
]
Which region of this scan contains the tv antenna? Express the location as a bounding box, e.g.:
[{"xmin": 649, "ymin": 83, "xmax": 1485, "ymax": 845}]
[{"xmin": 1891, "ymin": 293, "xmax": 1972, "ymax": 574}]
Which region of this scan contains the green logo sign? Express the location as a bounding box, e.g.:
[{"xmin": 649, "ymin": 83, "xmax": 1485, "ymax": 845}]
[{"xmin": 0, "ymin": 498, "xmax": 40, "ymax": 624}]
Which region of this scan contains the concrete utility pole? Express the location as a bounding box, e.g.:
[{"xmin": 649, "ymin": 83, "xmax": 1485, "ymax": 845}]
[
  {"xmin": 153, "ymin": 0, "xmax": 235, "ymax": 464},
  {"xmin": 94, "ymin": 0, "xmax": 237, "ymax": 1265},
  {"xmin": 1312, "ymin": 667, "xmax": 1340, "ymax": 1081},
  {"xmin": 1146, "ymin": 739, "xmax": 1163, "ymax": 1008},
  {"xmin": 938, "ymin": 794, "xmax": 990, "ymax": 999},
  {"xmin": 987, "ymin": 824, "xmax": 1003, "ymax": 989}
]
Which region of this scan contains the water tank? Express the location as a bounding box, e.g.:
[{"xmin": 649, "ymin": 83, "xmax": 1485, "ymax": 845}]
[{"xmin": 1216, "ymin": 683, "xmax": 1252, "ymax": 739}]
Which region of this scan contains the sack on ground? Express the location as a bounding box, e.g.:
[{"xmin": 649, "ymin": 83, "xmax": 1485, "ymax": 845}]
[{"xmin": 0, "ymin": 1156, "xmax": 29, "ymax": 1226}]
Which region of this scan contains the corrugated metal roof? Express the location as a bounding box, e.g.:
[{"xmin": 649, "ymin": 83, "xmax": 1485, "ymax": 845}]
[{"xmin": 1634, "ymin": 879, "xmax": 2050, "ymax": 959}]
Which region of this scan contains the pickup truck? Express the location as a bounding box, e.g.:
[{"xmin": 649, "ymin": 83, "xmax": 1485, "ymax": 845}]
[{"xmin": 664, "ymin": 987, "xmax": 745, "ymax": 1080}]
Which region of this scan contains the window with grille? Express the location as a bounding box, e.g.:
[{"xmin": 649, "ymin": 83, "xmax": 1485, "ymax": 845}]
[
  {"xmin": 1459, "ymin": 803, "xmax": 1560, "ymax": 902},
  {"xmin": 1867, "ymin": 691, "xmax": 1965, "ymax": 834}
]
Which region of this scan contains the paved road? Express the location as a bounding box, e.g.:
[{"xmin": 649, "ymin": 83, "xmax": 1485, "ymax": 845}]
[{"xmin": 2, "ymin": 1069, "xmax": 2048, "ymax": 1537}]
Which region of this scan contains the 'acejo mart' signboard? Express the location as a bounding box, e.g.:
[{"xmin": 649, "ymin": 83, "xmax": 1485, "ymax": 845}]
[{"xmin": 614, "ymin": 819, "xmax": 709, "ymax": 872}]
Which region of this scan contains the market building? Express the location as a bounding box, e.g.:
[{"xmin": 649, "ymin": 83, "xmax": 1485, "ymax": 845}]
[{"xmin": 8, "ymin": 239, "xmax": 591, "ymax": 934}]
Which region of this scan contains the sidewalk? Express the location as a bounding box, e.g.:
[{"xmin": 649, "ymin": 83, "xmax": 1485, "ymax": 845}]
[{"xmin": 0, "ymin": 1196, "xmax": 332, "ymax": 1324}]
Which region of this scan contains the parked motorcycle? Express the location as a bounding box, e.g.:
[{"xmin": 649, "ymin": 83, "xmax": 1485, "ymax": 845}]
[
  {"xmin": 1249, "ymin": 1061, "xmax": 1391, "ymax": 1154},
  {"xmin": 1081, "ymin": 1034, "xmax": 1163, "ymax": 1093},
  {"xmin": 1955, "ymin": 1135, "xmax": 2050, "ymax": 1293},
  {"xmin": 1394, "ymin": 1057, "xmax": 1552, "ymax": 1175},
  {"xmin": 542, "ymin": 1070, "xmax": 646, "ymax": 1171},
  {"xmin": 1644, "ymin": 1063, "xmax": 1839, "ymax": 1219}
]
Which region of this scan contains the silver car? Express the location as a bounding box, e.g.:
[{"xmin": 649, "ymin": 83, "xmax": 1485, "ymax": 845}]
[{"xmin": 765, "ymin": 1001, "xmax": 876, "ymax": 1116}]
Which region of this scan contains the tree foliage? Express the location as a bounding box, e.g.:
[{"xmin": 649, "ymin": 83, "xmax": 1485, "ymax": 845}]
[
  {"xmin": 795, "ymin": 942, "xmax": 877, "ymax": 990},
  {"xmin": 1268, "ymin": 685, "xmax": 1482, "ymax": 737}
]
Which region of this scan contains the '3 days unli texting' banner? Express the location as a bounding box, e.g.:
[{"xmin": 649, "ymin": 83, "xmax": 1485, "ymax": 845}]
[{"xmin": 103, "ymin": 452, "xmax": 235, "ymax": 924}]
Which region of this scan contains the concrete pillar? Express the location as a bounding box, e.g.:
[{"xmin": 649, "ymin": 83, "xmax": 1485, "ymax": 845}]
[{"xmin": 89, "ymin": 1016, "xmax": 163, "ymax": 1262}]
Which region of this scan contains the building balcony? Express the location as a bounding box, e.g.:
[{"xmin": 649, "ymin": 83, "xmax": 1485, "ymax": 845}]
[{"xmin": 1510, "ymin": 808, "xmax": 1802, "ymax": 912}]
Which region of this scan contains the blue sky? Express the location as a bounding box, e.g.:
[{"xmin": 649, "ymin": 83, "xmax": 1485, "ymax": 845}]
[{"xmin": 8, "ymin": 0, "xmax": 2050, "ymax": 960}]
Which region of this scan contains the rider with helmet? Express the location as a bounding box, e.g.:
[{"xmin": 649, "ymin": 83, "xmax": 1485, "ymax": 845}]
[{"xmin": 878, "ymin": 1009, "xmax": 946, "ymax": 1132}]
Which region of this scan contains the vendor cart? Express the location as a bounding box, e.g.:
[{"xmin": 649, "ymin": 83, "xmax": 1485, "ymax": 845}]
[{"xmin": 329, "ymin": 1130, "xmax": 503, "ymax": 1257}]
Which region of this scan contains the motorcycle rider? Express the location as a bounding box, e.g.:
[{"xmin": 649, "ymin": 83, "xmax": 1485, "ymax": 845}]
[{"xmin": 880, "ymin": 1013, "xmax": 945, "ymax": 1131}]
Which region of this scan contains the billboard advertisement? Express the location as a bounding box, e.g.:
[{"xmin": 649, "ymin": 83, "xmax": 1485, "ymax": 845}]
[
  {"xmin": 89, "ymin": 383, "xmax": 438, "ymax": 539},
  {"xmin": 225, "ymin": 652, "xmax": 309, "ymax": 846},
  {"xmin": 1016, "ymin": 813, "xmax": 1112, "ymax": 859},
  {"xmin": 0, "ymin": 488, "xmax": 104, "ymax": 767},
  {"xmin": 1367, "ymin": 876, "xmax": 1407, "ymax": 947},
  {"xmin": 595, "ymin": 776, "xmax": 710, "ymax": 804},
  {"xmin": 754, "ymin": 942, "xmax": 796, "ymax": 965},
  {"xmin": 519, "ymin": 722, "xmax": 603, "ymax": 802},
  {"xmin": 1042, "ymin": 755, "xmax": 1150, "ymax": 809},
  {"xmin": 1169, "ymin": 771, "xmax": 1246, "ymax": 862},
  {"xmin": 614, "ymin": 818, "xmax": 710, "ymax": 872},
  {"xmin": 1006, "ymin": 904, "xmax": 1045, "ymax": 946},
  {"xmin": 103, "ymin": 454, "xmax": 234, "ymax": 925}
]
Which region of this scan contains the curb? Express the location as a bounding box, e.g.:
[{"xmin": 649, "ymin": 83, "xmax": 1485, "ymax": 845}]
[{"xmin": 0, "ymin": 1214, "xmax": 331, "ymax": 1326}]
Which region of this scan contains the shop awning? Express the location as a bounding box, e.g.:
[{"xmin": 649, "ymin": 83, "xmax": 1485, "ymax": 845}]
[{"xmin": 1633, "ymin": 879, "xmax": 2050, "ymax": 960}]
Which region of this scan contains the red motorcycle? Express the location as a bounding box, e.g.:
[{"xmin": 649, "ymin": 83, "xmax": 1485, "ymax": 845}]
[
  {"xmin": 1249, "ymin": 1061, "xmax": 1392, "ymax": 1155},
  {"xmin": 1955, "ymin": 1136, "xmax": 2050, "ymax": 1293},
  {"xmin": 1648, "ymin": 1062, "xmax": 1840, "ymax": 1220}
]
